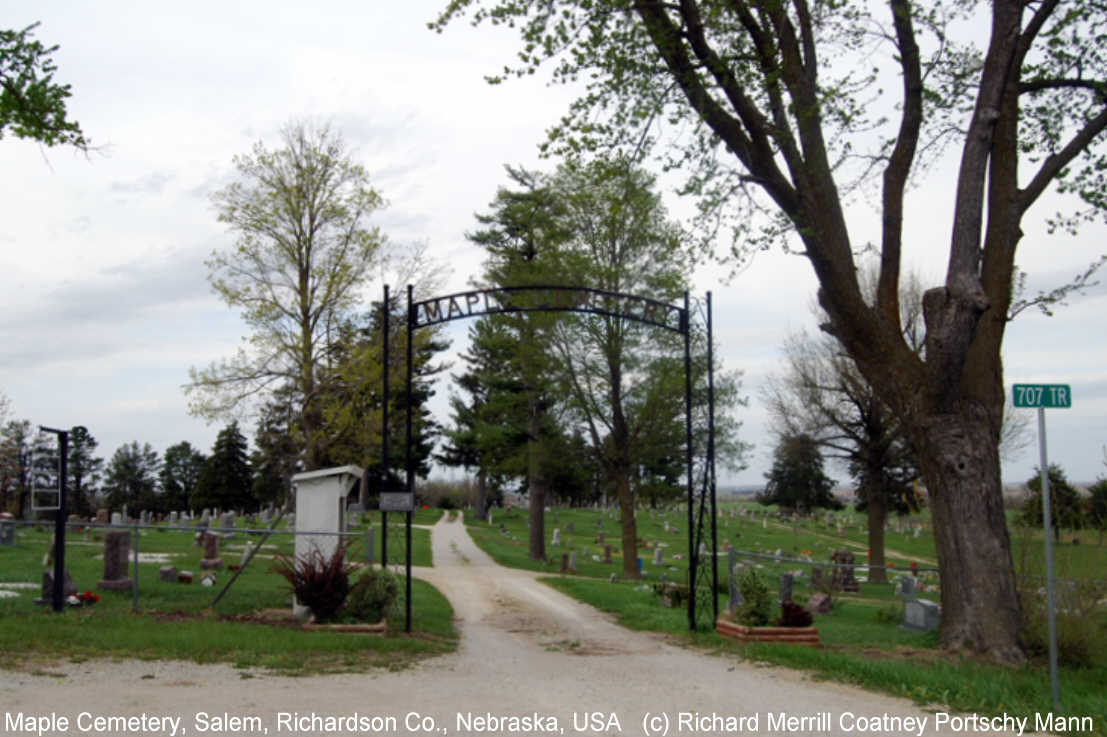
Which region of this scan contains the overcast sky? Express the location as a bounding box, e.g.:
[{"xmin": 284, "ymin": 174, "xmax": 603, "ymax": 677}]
[{"xmin": 2, "ymin": 2, "xmax": 1105, "ymax": 490}]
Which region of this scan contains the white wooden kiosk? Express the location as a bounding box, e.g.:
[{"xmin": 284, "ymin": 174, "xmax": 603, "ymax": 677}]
[{"xmin": 291, "ymin": 464, "xmax": 363, "ymax": 618}]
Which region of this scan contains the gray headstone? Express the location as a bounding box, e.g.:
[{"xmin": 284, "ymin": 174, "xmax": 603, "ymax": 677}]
[
  {"xmin": 898, "ymin": 576, "xmax": 917, "ymax": 599},
  {"xmin": 727, "ymin": 550, "xmax": 742, "ymax": 611},
  {"xmin": 779, "ymin": 573, "xmax": 794, "ymax": 604},
  {"xmin": 0, "ymin": 520, "xmax": 14, "ymax": 546},
  {"xmin": 98, "ymin": 530, "xmax": 132, "ymax": 590},
  {"xmin": 568, "ymin": 551, "xmax": 577, "ymax": 573},
  {"xmin": 653, "ymin": 546, "xmax": 663, "ymax": 566},
  {"xmin": 37, "ymin": 568, "xmax": 77, "ymax": 604},
  {"xmin": 158, "ymin": 565, "xmax": 178, "ymax": 582},
  {"xmin": 551, "ymin": 528, "xmax": 561, "ymax": 546},
  {"xmin": 902, "ymin": 599, "xmax": 941, "ymax": 632},
  {"xmin": 807, "ymin": 592, "xmax": 831, "ymax": 615},
  {"xmin": 110, "ymin": 512, "xmax": 123, "ymax": 526},
  {"xmin": 200, "ymin": 531, "xmax": 224, "ymax": 570}
]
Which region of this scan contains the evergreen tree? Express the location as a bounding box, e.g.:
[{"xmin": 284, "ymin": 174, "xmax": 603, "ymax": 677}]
[
  {"xmin": 0, "ymin": 420, "xmax": 55, "ymax": 518},
  {"xmin": 103, "ymin": 442, "xmax": 161, "ymax": 513},
  {"xmin": 759, "ymin": 434, "xmax": 842, "ymax": 515},
  {"xmin": 160, "ymin": 442, "xmax": 206, "ymax": 513},
  {"xmin": 67, "ymin": 426, "xmax": 103, "ymax": 518},
  {"xmin": 1088, "ymin": 477, "xmax": 1107, "ymax": 546},
  {"xmin": 1020, "ymin": 465, "xmax": 1085, "ymax": 541},
  {"xmin": 251, "ymin": 396, "xmax": 300, "ymax": 510},
  {"xmin": 468, "ymin": 166, "xmax": 568, "ymax": 561},
  {"xmin": 192, "ymin": 422, "xmax": 253, "ymax": 511}
]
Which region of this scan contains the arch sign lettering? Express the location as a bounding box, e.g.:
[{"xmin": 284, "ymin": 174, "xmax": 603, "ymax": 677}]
[
  {"xmin": 412, "ymin": 285, "xmax": 686, "ymax": 334},
  {"xmin": 380, "ymin": 283, "xmax": 717, "ymax": 634}
]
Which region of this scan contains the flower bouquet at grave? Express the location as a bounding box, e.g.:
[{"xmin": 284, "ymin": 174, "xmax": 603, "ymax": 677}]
[{"xmin": 67, "ymin": 591, "xmax": 100, "ymax": 607}]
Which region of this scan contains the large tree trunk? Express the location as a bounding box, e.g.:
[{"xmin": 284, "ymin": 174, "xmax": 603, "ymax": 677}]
[
  {"xmin": 475, "ymin": 469, "xmax": 487, "ymax": 522},
  {"xmin": 865, "ymin": 482, "xmax": 888, "ymax": 584},
  {"xmin": 913, "ymin": 404, "xmax": 1023, "ymax": 664},
  {"xmin": 614, "ymin": 463, "xmax": 639, "ymax": 578},
  {"xmin": 526, "ymin": 392, "xmax": 546, "ymax": 562}
]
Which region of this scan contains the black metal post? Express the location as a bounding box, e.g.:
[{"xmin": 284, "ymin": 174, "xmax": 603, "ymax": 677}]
[
  {"xmin": 52, "ymin": 429, "xmax": 68, "ymax": 613},
  {"xmin": 683, "ymin": 291, "xmax": 695, "ymax": 631},
  {"xmin": 707, "ymin": 291, "xmax": 718, "ymax": 624},
  {"xmin": 382, "ymin": 284, "xmax": 389, "ymax": 569},
  {"xmin": 405, "ymin": 284, "xmax": 414, "ymax": 633}
]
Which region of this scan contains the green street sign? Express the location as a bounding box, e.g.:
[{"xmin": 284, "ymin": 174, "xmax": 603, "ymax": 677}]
[{"xmin": 1013, "ymin": 384, "xmax": 1072, "ymax": 408}]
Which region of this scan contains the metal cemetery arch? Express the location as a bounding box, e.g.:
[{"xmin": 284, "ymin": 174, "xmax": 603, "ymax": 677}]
[{"xmin": 381, "ymin": 284, "xmax": 717, "ymax": 632}]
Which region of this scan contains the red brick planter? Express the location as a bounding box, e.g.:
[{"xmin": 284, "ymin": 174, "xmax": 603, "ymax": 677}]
[
  {"xmin": 715, "ymin": 618, "xmax": 819, "ymax": 647},
  {"xmin": 302, "ymin": 620, "xmax": 387, "ymax": 634}
]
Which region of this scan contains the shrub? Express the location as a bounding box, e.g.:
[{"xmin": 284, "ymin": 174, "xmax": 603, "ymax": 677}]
[
  {"xmin": 346, "ymin": 568, "xmax": 400, "ymax": 623},
  {"xmin": 735, "ymin": 567, "xmax": 773, "ymax": 626},
  {"xmin": 271, "ymin": 541, "xmax": 357, "ymax": 623},
  {"xmin": 1019, "ymin": 578, "xmax": 1107, "ymax": 668}
]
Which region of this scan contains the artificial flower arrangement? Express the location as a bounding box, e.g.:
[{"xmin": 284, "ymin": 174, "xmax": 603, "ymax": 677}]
[{"xmin": 66, "ymin": 591, "xmax": 100, "ymax": 606}]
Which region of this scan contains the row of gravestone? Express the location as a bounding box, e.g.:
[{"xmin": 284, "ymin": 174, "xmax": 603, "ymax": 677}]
[
  {"xmin": 84, "ymin": 506, "xmax": 280, "ymax": 528},
  {"xmin": 34, "ymin": 528, "xmax": 238, "ymax": 605}
]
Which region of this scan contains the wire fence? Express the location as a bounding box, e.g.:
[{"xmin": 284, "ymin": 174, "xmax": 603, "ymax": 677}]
[{"xmin": 0, "ymin": 517, "xmax": 420, "ymax": 613}]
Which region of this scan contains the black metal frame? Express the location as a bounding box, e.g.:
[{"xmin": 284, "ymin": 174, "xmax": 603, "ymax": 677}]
[{"xmin": 382, "ymin": 284, "xmax": 716, "ymax": 632}]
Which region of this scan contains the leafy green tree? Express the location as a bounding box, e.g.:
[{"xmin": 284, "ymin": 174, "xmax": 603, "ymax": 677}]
[
  {"xmin": 1, "ymin": 23, "xmax": 87, "ymax": 149},
  {"xmin": 321, "ymin": 298, "xmax": 448, "ymax": 485},
  {"xmin": 192, "ymin": 422, "xmax": 253, "ymax": 512},
  {"xmin": 545, "ymin": 156, "xmax": 693, "ymax": 576},
  {"xmin": 160, "ymin": 442, "xmax": 206, "ymax": 514},
  {"xmin": 433, "ymin": 0, "xmax": 1107, "ymax": 663},
  {"xmin": 103, "ymin": 442, "xmax": 160, "ymax": 513},
  {"xmin": 759, "ymin": 434, "xmax": 842, "ymax": 516},
  {"xmin": 1020, "ymin": 465, "xmax": 1085, "ymax": 542},
  {"xmin": 186, "ymin": 119, "xmax": 386, "ymax": 470}
]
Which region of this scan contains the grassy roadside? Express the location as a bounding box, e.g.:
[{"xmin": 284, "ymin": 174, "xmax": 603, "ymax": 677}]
[
  {"xmin": 542, "ymin": 577, "xmax": 1106, "ymax": 735},
  {"xmin": 458, "ymin": 502, "xmax": 1105, "ymax": 736},
  {"xmin": 0, "ymin": 577, "xmax": 457, "ymax": 675},
  {"xmin": 0, "ymin": 518, "xmax": 454, "ymax": 675}
]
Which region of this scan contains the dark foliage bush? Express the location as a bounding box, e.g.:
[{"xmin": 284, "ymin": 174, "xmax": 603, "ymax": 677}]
[
  {"xmin": 271, "ymin": 541, "xmax": 357, "ymax": 623},
  {"xmin": 778, "ymin": 601, "xmax": 813, "ymax": 627}
]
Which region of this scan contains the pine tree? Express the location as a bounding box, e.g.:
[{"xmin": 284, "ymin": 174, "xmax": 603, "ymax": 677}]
[
  {"xmin": 67, "ymin": 426, "xmax": 103, "ymax": 518},
  {"xmin": 160, "ymin": 442, "xmax": 206, "ymax": 513},
  {"xmin": 192, "ymin": 422, "xmax": 253, "ymax": 511},
  {"xmin": 759, "ymin": 434, "xmax": 842, "ymax": 515},
  {"xmin": 103, "ymin": 442, "xmax": 160, "ymax": 513}
]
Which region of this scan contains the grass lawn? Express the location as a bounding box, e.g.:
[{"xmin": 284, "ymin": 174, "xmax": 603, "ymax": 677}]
[{"xmin": 0, "ymin": 518, "xmax": 454, "ymax": 674}]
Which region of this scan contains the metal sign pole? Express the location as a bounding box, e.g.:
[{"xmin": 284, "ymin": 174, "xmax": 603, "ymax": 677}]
[
  {"xmin": 405, "ymin": 284, "xmax": 414, "ymax": 634},
  {"xmin": 382, "ymin": 284, "xmax": 389, "ymax": 570},
  {"xmin": 1013, "ymin": 383, "xmax": 1069, "ymax": 709},
  {"xmin": 1038, "ymin": 407, "xmax": 1060, "ymax": 709},
  {"xmin": 682, "ymin": 291, "xmax": 694, "ymax": 631}
]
